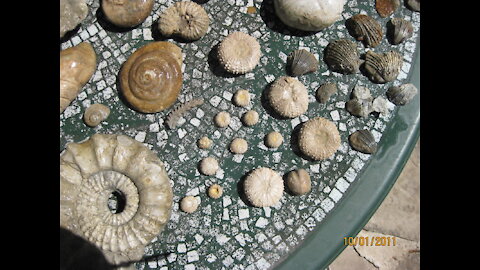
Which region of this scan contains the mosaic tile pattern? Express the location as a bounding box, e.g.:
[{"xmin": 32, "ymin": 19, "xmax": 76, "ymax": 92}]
[{"xmin": 60, "ymin": 0, "xmax": 420, "ymax": 269}]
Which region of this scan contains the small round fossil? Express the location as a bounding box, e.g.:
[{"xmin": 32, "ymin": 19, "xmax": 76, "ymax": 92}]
[
  {"xmin": 298, "ymin": 117, "xmax": 341, "ymax": 160},
  {"xmin": 286, "ymin": 169, "xmax": 311, "ymax": 196},
  {"xmin": 199, "ymin": 157, "xmax": 219, "ymax": 176},
  {"xmin": 230, "ymin": 138, "xmax": 248, "ymax": 154},
  {"xmin": 158, "ymin": 1, "xmax": 210, "ymax": 40},
  {"xmin": 197, "ymin": 136, "xmax": 213, "ymax": 149},
  {"xmin": 265, "ymin": 131, "xmax": 283, "ymax": 148},
  {"xmin": 208, "ymin": 184, "xmax": 223, "ymax": 199},
  {"xmin": 242, "ymin": 110, "xmax": 259, "ymax": 126},
  {"xmin": 268, "ymin": 76, "xmax": 309, "ymax": 118},
  {"xmin": 101, "ymin": 0, "xmax": 154, "ymax": 28},
  {"xmin": 217, "ymin": 32, "xmax": 261, "ymax": 74},
  {"xmin": 83, "ymin": 104, "xmax": 110, "ymax": 127},
  {"xmin": 60, "ymin": 0, "xmax": 89, "ymax": 38},
  {"xmin": 233, "ymin": 89, "xmax": 251, "ymax": 107},
  {"xmin": 244, "ymin": 167, "xmax": 284, "ymax": 207},
  {"xmin": 180, "ymin": 196, "xmax": 199, "ymax": 213},
  {"xmin": 214, "ymin": 111, "xmax": 231, "ymax": 128}
]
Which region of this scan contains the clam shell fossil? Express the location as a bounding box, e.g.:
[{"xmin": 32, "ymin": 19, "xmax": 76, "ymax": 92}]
[
  {"xmin": 60, "ymin": 0, "xmax": 88, "ymax": 38},
  {"xmin": 324, "ymin": 39, "xmax": 362, "ymax": 74},
  {"xmin": 298, "ymin": 117, "xmax": 341, "ymax": 161},
  {"xmin": 386, "ymin": 83, "xmax": 418, "ymax": 105},
  {"xmin": 316, "ymin": 82, "xmax": 338, "ymax": 103},
  {"xmin": 101, "ymin": 0, "xmax": 154, "ymax": 28},
  {"xmin": 388, "ymin": 18, "xmax": 413, "ymax": 45},
  {"xmin": 119, "ymin": 41, "xmax": 183, "ymax": 113},
  {"xmin": 364, "ymin": 50, "xmax": 403, "ymax": 84},
  {"xmin": 158, "ymin": 1, "xmax": 210, "ymax": 40},
  {"xmin": 286, "ymin": 169, "xmax": 311, "ymax": 196},
  {"xmin": 349, "ymin": 129, "xmax": 377, "ymax": 154},
  {"xmin": 287, "ymin": 49, "xmax": 319, "ymax": 77},
  {"xmin": 375, "ymin": 0, "xmax": 400, "ymax": 18},
  {"xmin": 244, "ymin": 167, "xmax": 284, "ymax": 207},
  {"xmin": 60, "ymin": 134, "xmax": 173, "ymax": 267},
  {"xmin": 83, "ymin": 103, "xmax": 110, "ymax": 127},
  {"xmin": 60, "ymin": 42, "xmax": 97, "ymax": 113},
  {"xmin": 346, "ymin": 14, "xmax": 383, "ymax": 48},
  {"xmin": 268, "ymin": 76, "xmax": 309, "ymax": 118},
  {"xmin": 217, "ymin": 32, "xmax": 261, "ymax": 75}
]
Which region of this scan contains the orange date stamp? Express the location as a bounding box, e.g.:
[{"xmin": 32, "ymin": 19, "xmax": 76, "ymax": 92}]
[{"xmin": 343, "ymin": 236, "xmax": 397, "ymax": 246}]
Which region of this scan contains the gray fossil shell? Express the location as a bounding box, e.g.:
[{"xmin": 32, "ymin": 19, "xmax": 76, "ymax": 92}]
[
  {"xmin": 406, "ymin": 0, "xmax": 420, "ymax": 12},
  {"xmin": 287, "ymin": 49, "xmax": 319, "ymax": 77},
  {"xmin": 324, "ymin": 39, "xmax": 362, "ymax": 74},
  {"xmin": 346, "ymin": 14, "xmax": 383, "ymax": 48},
  {"xmin": 388, "ymin": 18, "xmax": 413, "ymax": 45},
  {"xmin": 386, "ymin": 83, "xmax": 418, "ymax": 105},
  {"xmin": 316, "ymin": 82, "xmax": 338, "ymax": 103},
  {"xmin": 349, "ymin": 129, "xmax": 377, "ymax": 154},
  {"xmin": 346, "ymin": 85, "xmax": 373, "ymax": 118},
  {"xmin": 364, "ymin": 50, "xmax": 403, "ymax": 84}
]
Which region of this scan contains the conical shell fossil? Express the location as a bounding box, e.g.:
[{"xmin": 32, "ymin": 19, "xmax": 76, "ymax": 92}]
[
  {"xmin": 267, "ymin": 76, "xmax": 309, "ymax": 118},
  {"xmin": 364, "ymin": 50, "xmax": 403, "ymax": 84},
  {"xmin": 324, "ymin": 39, "xmax": 362, "ymax": 74},
  {"xmin": 316, "ymin": 82, "xmax": 338, "ymax": 104},
  {"xmin": 101, "ymin": 0, "xmax": 154, "ymax": 28},
  {"xmin": 386, "ymin": 83, "xmax": 418, "ymax": 105},
  {"xmin": 83, "ymin": 104, "xmax": 110, "ymax": 127},
  {"xmin": 388, "ymin": 18, "xmax": 413, "ymax": 45},
  {"xmin": 287, "ymin": 49, "xmax": 319, "ymax": 77},
  {"xmin": 298, "ymin": 117, "xmax": 341, "ymax": 160},
  {"xmin": 60, "ymin": 42, "xmax": 97, "ymax": 113},
  {"xmin": 60, "ymin": 0, "xmax": 88, "ymax": 38},
  {"xmin": 217, "ymin": 32, "xmax": 261, "ymax": 75},
  {"xmin": 60, "ymin": 134, "xmax": 173, "ymax": 267},
  {"xmin": 375, "ymin": 0, "xmax": 400, "ymax": 18},
  {"xmin": 349, "ymin": 129, "xmax": 377, "ymax": 154},
  {"xmin": 244, "ymin": 167, "xmax": 284, "ymax": 207},
  {"xmin": 158, "ymin": 1, "xmax": 210, "ymax": 40},
  {"xmin": 119, "ymin": 41, "xmax": 183, "ymax": 113},
  {"xmin": 346, "ymin": 14, "xmax": 383, "ymax": 48}
]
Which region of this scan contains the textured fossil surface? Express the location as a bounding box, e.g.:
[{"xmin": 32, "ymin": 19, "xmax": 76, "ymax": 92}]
[
  {"xmin": 298, "ymin": 117, "xmax": 341, "ymax": 161},
  {"xmin": 101, "ymin": 0, "xmax": 154, "ymax": 28},
  {"xmin": 267, "ymin": 76, "xmax": 309, "ymax": 118},
  {"xmin": 217, "ymin": 31, "xmax": 261, "ymax": 74},
  {"xmin": 244, "ymin": 167, "xmax": 284, "ymax": 207},
  {"xmin": 60, "ymin": 0, "xmax": 88, "ymax": 38},
  {"xmin": 158, "ymin": 1, "xmax": 210, "ymax": 40},
  {"xmin": 83, "ymin": 103, "xmax": 110, "ymax": 127}
]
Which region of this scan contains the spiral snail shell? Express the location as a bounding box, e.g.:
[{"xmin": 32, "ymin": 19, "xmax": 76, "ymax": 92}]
[
  {"xmin": 83, "ymin": 103, "xmax": 110, "ymax": 127},
  {"xmin": 120, "ymin": 41, "xmax": 183, "ymax": 113},
  {"xmin": 60, "ymin": 134, "xmax": 173, "ymax": 267}
]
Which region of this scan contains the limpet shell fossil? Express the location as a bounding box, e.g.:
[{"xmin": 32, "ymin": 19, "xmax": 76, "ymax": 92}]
[
  {"xmin": 60, "ymin": 134, "xmax": 173, "ymax": 267},
  {"xmin": 268, "ymin": 76, "xmax": 309, "ymax": 118},
  {"xmin": 244, "ymin": 167, "xmax": 284, "ymax": 207},
  {"xmin": 197, "ymin": 136, "xmax": 212, "ymax": 149},
  {"xmin": 158, "ymin": 1, "xmax": 210, "ymax": 40},
  {"xmin": 375, "ymin": 0, "xmax": 400, "ymax": 18},
  {"xmin": 346, "ymin": 14, "xmax": 383, "ymax": 48},
  {"xmin": 83, "ymin": 104, "xmax": 110, "ymax": 127},
  {"xmin": 208, "ymin": 184, "xmax": 223, "ymax": 199},
  {"xmin": 316, "ymin": 82, "xmax": 338, "ymax": 104},
  {"xmin": 199, "ymin": 157, "xmax": 219, "ymax": 176},
  {"xmin": 287, "ymin": 49, "xmax": 319, "ymax": 77},
  {"xmin": 388, "ymin": 18, "xmax": 413, "ymax": 45},
  {"xmin": 233, "ymin": 89, "xmax": 251, "ymax": 107},
  {"xmin": 364, "ymin": 50, "xmax": 403, "ymax": 84},
  {"xmin": 286, "ymin": 169, "xmax": 311, "ymax": 196},
  {"xmin": 214, "ymin": 111, "xmax": 231, "ymax": 128},
  {"xmin": 60, "ymin": 0, "xmax": 88, "ymax": 38},
  {"xmin": 217, "ymin": 32, "xmax": 261, "ymax": 75},
  {"xmin": 386, "ymin": 83, "xmax": 418, "ymax": 105},
  {"xmin": 180, "ymin": 196, "xmax": 199, "ymax": 213},
  {"xmin": 101, "ymin": 0, "xmax": 154, "ymax": 28},
  {"xmin": 119, "ymin": 41, "xmax": 183, "ymax": 113},
  {"xmin": 242, "ymin": 110, "xmax": 259, "ymax": 126},
  {"xmin": 324, "ymin": 39, "xmax": 362, "ymax": 74},
  {"xmin": 60, "ymin": 42, "xmax": 97, "ymax": 113},
  {"xmin": 230, "ymin": 138, "xmax": 248, "ymax": 154},
  {"xmin": 298, "ymin": 117, "xmax": 341, "ymax": 161},
  {"xmin": 265, "ymin": 131, "xmax": 283, "ymax": 148},
  {"xmin": 349, "ymin": 129, "xmax": 377, "ymax": 154}
]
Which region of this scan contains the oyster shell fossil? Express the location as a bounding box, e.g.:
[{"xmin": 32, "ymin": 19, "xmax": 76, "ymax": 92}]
[
  {"xmin": 101, "ymin": 0, "xmax": 154, "ymax": 28},
  {"xmin": 298, "ymin": 117, "xmax": 341, "ymax": 161},
  {"xmin": 364, "ymin": 50, "xmax": 403, "ymax": 84},
  {"xmin": 119, "ymin": 41, "xmax": 183, "ymax": 113},
  {"xmin": 386, "ymin": 83, "xmax": 418, "ymax": 105},
  {"xmin": 375, "ymin": 0, "xmax": 400, "ymax": 18},
  {"xmin": 83, "ymin": 103, "xmax": 110, "ymax": 127},
  {"xmin": 346, "ymin": 14, "xmax": 383, "ymax": 48},
  {"xmin": 287, "ymin": 49, "xmax": 319, "ymax": 77},
  {"xmin": 60, "ymin": 0, "xmax": 88, "ymax": 38},
  {"xmin": 267, "ymin": 76, "xmax": 309, "ymax": 118},
  {"xmin": 60, "ymin": 134, "xmax": 173, "ymax": 267},
  {"xmin": 158, "ymin": 1, "xmax": 210, "ymax": 40},
  {"xmin": 316, "ymin": 82, "xmax": 338, "ymax": 104},
  {"xmin": 324, "ymin": 39, "xmax": 362, "ymax": 74},
  {"xmin": 60, "ymin": 42, "xmax": 97, "ymax": 113},
  {"xmin": 244, "ymin": 167, "xmax": 284, "ymax": 207},
  {"xmin": 217, "ymin": 32, "xmax": 261, "ymax": 75},
  {"xmin": 286, "ymin": 169, "xmax": 311, "ymax": 196},
  {"xmin": 388, "ymin": 18, "xmax": 413, "ymax": 45},
  {"xmin": 349, "ymin": 129, "xmax": 377, "ymax": 154}
]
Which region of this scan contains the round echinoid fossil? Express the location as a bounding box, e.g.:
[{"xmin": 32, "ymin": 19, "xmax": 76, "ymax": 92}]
[
  {"xmin": 268, "ymin": 76, "xmax": 309, "ymax": 118},
  {"xmin": 180, "ymin": 196, "xmax": 199, "ymax": 213},
  {"xmin": 119, "ymin": 41, "xmax": 183, "ymax": 113},
  {"xmin": 214, "ymin": 111, "xmax": 231, "ymax": 128},
  {"xmin": 298, "ymin": 117, "xmax": 341, "ymax": 160},
  {"xmin": 197, "ymin": 136, "xmax": 212, "ymax": 149},
  {"xmin": 208, "ymin": 184, "xmax": 223, "ymax": 199},
  {"xmin": 286, "ymin": 169, "xmax": 311, "ymax": 195},
  {"xmin": 244, "ymin": 167, "xmax": 284, "ymax": 207},
  {"xmin": 230, "ymin": 138, "xmax": 248, "ymax": 154},
  {"xmin": 199, "ymin": 157, "xmax": 219, "ymax": 176},
  {"xmin": 83, "ymin": 104, "xmax": 110, "ymax": 127},
  {"xmin": 233, "ymin": 89, "xmax": 251, "ymax": 107},
  {"xmin": 158, "ymin": 1, "xmax": 210, "ymax": 40},
  {"xmin": 217, "ymin": 32, "xmax": 261, "ymax": 74},
  {"xmin": 265, "ymin": 131, "xmax": 284, "ymax": 148},
  {"xmin": 242, "ymin": 110, "xmax": 259, "ymax": 126},
  {"xmin": 101, "ymin": 0, "xmax": 154, "ymax": 28}
]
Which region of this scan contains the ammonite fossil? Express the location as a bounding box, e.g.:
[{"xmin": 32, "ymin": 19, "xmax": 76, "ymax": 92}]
[
  {"xmin": 60, "ymin": 42, "xmax": 97, "ymax": 113},
  {"xmin": 298, "ymin": 117, "xmax": 341, "ymax": 160},
  {"xmin": 324, "ymin": 39, "xmax": 362, "ymax": 74},
  {"xmin": 119, "ymin": 41, "xmax": 183, "ymax": 113},
  {"xmin": 158, "ymin": 1, "xmax": 210, "ymax": 40},
  {"xmin": 83, "ymin": 103, "xmax": 110, "ymax": 127},
  {"xmin": 267, "ymin": 76, "xmax": 309, "ymax": 118},
  {"xmin": 244, "ymin": 167, "xmax": 284, "ymax": 207},
  {"xmin": 60, "ymin": 134, "xmax": 173, "ymax": 267},
  {"xmin": 60, "ymin": 0, "xmax": 88, "ymax": 38},
  {"xmin": 346, "ymin": 14, "xmax": 383, "ymax": 48},
  {"xmin": 101, "ymin": 0, "xmax": 154, "ymax": 28},
  {"xmin": 217, "ymin": 32, "xmax": 261, "ymax": 75},
  {"xmin": 364, "ymin": 50, "xmax": 403, "ymax": 84}
]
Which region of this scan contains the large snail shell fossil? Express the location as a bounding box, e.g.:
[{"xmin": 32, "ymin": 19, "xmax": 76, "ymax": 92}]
[
  {"xmin": 60, "ymin": 42, "xmax": 97, "ymax": 113},
  {"xmin": 120, "ymin": 41, "xmax": 183, "ymax": 113},
  {"xmin": 267, "ymin": 76, "xmax": 309, "ymax": 118},
  {"xmin": 101, "ymin": 0, "xmax": 154, "ymax": 28},
  {"xmin": 364, "ymin": 50, "xmax": 403, "ymax": 84},
  {"xmin": 60, "ymin": 134, "xmax": 173, "ymax": 267},
  {"xmin": 324, "ymin": 39, "xmax": 362, "ymax": 74},
  {"xmin": 346, "ymin": 14, "xmax": 383, "ymax": 48},
  {"xmin": 60, "ymin": 0, "xmax": 88, "ymax": 38},
  {"xmin": 217, "ymin": 32, "xmax": 261, "ymax": 75},
  {"xmin": 158, "ymin": 1, "xmax": 210, "ymax": 41},
  {"xmin": 298, "ymin": 117, "xmax": 341, "ymax": 160}
]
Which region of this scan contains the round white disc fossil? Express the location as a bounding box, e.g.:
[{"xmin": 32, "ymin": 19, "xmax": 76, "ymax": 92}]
[
  {"xmin": 214, "ymin": 111, "xmax": 231, "ymax": 128},
  {"xmin": 199, "ymin": 157, "xmax": 219, "ymax": 175},
  {"xmin": 244, "ymin": 167, "xmax": 284, "ymax": 207},
  {"xmin": 242, "ymin": 110, "xmax": 259, "ymax": 126},
  {"xmin": 180, "ymin": 196, "xmax": 199, "ymax": 213},
  {"xmin": 217, "ymin": 31, "xmax": 261, "ymax": 74},
  {"xmin": 230, "ymin": 138, "xmax": 248, "ymax": 154},
  {"xmin": 268, "ymin": 76, "xmax": 309, "ymax": 118},
  {"xmin": 265, "ymin": 131, "xmax": 284, "ymax": 148},
  {"xmin": 298, "ymin": 117, "xmax": 341, "ymax": 160}
]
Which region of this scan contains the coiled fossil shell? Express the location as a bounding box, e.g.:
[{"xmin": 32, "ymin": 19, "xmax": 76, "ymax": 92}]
[
  {"xmin": 298, "ymin": 117, "xmax": 341, "ymax": 160},
  {"xmin": 349, "ymin": 129, "xmax": 377, "ymax": 154},
  {"xmin": 60, "ymin": 0, "xmax": 88, "ymax": 38},
  {"xmin": 60, "ymin": 134, "xmax": 173, "ymax": 267},
  {"xmin": 158, "ymin": 1, "xmax": 210, "ymax": 40},
  {"xmin": 101, "ymin": 0, "xmax": 154, "ymax": 28},
  {"xmin": 287, "ymin": 49, "xmax": 319, "ymax": 77},
  {"xmin": 386, "ymin": 83, "xmax": 418, "ymax": 105},
  {"xmin": 324, "ymin": 39, "xmax": 362, "ymax": 74},
  {"xmin": 120, "ymin": 41, "xmax": 183, "ymax": 113},
  {"xmin": 60, "ymin": 42, "xmax": 97, "ymax": 113},
  {"xmin": 388, "ymin": 18, "xmax": 413, "ymax": 45},
  {"xmin": 83, "ymin": 103, "xmax": 110, "ymax": 127},
  {"xmin": 268, "ymin": 76, "xmax": 309, "ymax": 118},
  {"xmin": 364, "ymin": 50, "xmax": 403, "ymax": 84},
  {"xmin": 244, "ymin": 167, "xmax": 284, "ymax": 207},
  {"xmin": 346, "ymin": 14, "xmax": 383, "ymax": 48},
  {"xmin": 286, "ymin": 169, "xmax": 311, "ymax": 196},
  {"xmin": 217, "ymin": 32, "xmax": 261, "ymax": 75},
  {"xmin": 375, "ymin": 0, "xmax": 400, "ymax": 18},
  {"xmin": 316, "ymin": 82, "xmax": 338, "ymax": 103}
]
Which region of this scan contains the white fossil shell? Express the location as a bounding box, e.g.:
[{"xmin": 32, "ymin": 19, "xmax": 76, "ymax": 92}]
[
  {"xmin": 298, "ymin": 117, "xmax": 341, "ymax": 160},
  {"xmin": 242, "ymin": 110, "xmax": 259, "ymax": 126},
  {"xmin": 217, "ymin": 32, "xmax": 261, "ymax": 74},
  {"xmin": 244, "ymin": 167, "xmax": 284, "ymax": 207},
  {"xmin": 180, "ymin": 196, "xmax": 199, "ymax": 213},
  {"xmin": 265, "ymin": 131, "xmax": 284, "ymax": 148},
  {"xmin": 197, "ymin": 136, "xmax": 213, "ymax": 149},
  {"xmin": 230, "ymin": 138, "xmax": 248, "ymax": 154},
  {"xmin": 268, "ymin": 76, "xmax": 309, "ymax": 118},
  {"xmin": 232, "ymin": 89, "xmax": 251, "ymax": 107},
  {"xmin": 199, "ymin": 157, "xmax": 219, "ymax": 176},
  {"xmin": 214, "ymin": 111, "xmax": 231, "ymax": 128},
  {"xmin": 60, "ymin": 134, "xmax": 173, "ymax": 266},
  {"xmin": 158, "ymin": 1, "xmax": 210, "ymax": 40}
]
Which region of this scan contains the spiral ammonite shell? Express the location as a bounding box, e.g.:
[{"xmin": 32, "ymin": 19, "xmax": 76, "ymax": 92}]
[
  {"xmin": 298, "ymin": 117, "xmax": 341, "ymax": 160},
  {"xmin": 120, "ymin": 41, "xmax": 183, "ymax": 113},
  {"xmin": 60, "ymin": 134, "xmax": 173, "ymax": 266}
]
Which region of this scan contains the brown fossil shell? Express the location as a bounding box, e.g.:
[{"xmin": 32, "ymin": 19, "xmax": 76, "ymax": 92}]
[
  {"xmin": 346, "ymin": 14, "xmax": 383, "ymax": 48},
  {"xmin": 158, "ymin": 1, "xmax": 210, "ymax": 41},
  {"xmin": 388, "ymin": 18, "xmax": 413, "ymax": 45},
  {"xmin": 83, "ymin": 104, "xmax": 110, "ymax": 127},
  {"xmin": 287, "ymin": 49, "xmax": 319, "ymax": 77},
  {"xmin": 217, "ymin": 32, "xmax": 261, "ymax": 74},
  {"xmin": 298, "ymin": 117, "xmax": 341, "ymax": 161},
  {"xmin": 324, "ymin": 39, "xmax": 362, "ymax": 74},
  {"xmin": 349, "ymin": 129, "xmax": 377, "ymax": 154},
  {"xmin": 364, "ymin": 50, "xmax": 403, "ymax": 84},
  {"xmin": 268, "ymin": 76, "xmax": 309, "ymax": 118},
  {"xmin": 119, "ymin": 41, "xmax": 183, "ymax": 113},
  {"xmin": 316, "ymin": 82, "xmax": 338, "ymax": 103},
  {"xmin": 386, "ymin": 83, "xmax": 418, "ymax": 105},
  {"xmin": 375, "ymin": 0, "xmax": 400, "ymax": 18},
  {"xmin": 101, "ymin": 0, "xmax": 154, "ymax": 28},
  {"xmin": 60, "ymin": 42, "xmax": 97, "ymax": 113}
]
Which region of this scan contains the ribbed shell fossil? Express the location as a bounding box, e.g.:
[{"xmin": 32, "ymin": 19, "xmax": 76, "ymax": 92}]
[
  {"xmin": 60, "ymin": 42, "xmax": 97, "ymax": 113},
  {"xmin": 244, "ymin": 167, "xmax": 284, "ymax": 207},
  {"xmin": 199, "ymin": 157, "xmax": 219, "ymax": 176},
  {"xmin": 242, "ymin": 110, "xmax": 259, "ymax": 126},
  {"xmin": 83, "ymin": 104, "xmax": 110, "ymax": 127},
  {"xmin": 388, "ymin": 18, "xmax": 413, "ymax": 45},
  {"xmin": 268, "ymin": 76, "xmax": 309, "ymax": 118},
  {"xmin": 364, "ymin": 50, "xmax": 403, "ymax": 84},
  {"xmin": 265, "ymin": 131, "xmax": 284, "ymax": 148},
  {"xmin": 346, "ymin": 14, "xmax": 383, "ymax": 48},
  {"xmin": 298, "ymin": 117, "xmax": 341, "ymax": 160},
  {"xmin": 208, "ymin": 184, "xmax": 223, "ymax": 199},
  {"xmin": 119, "ymin": 41, "xmax": 183, "ymax": 113},
  {"xmin": 180, "ymin": 196, "xmax": 199, "ymax": 213},
  {"xmin": 217, "ymin": 32, "xmax": 261, "ymax": 74},
  {"xmin": 375, "ymin": 0, "xmax": 400, "ymax": 18},
  {"xmin": 101, "ymin": 0, "xmax": 154, "ymax": 28},
  {"xmin": 286, "ymin": 169, "xmax": 311, "ymax": 196},
  {"xmin": 324, "ymin": 39, "xmax": 362, "ymax": 74},
  {"xmin": 287, "ymin": 49, "xmax": 319, "ymax": 77},
  {"xmin": 60, "ymin": 134, "xmax": 173, "ymax": 267},
  {"xmin": 60, "ymin": 0, "xmax": 88, "ymax": 38},
  {"xmin": 158, "ymin": 1, "xmax": 210, "ymax": 40},
  {"xmin": 316, "ymin": 82, "xmax": 338, "ymax": 103},
  {"xmin": 165, "ymin": 98, "xmax": 204, "ymax": 129},
  {"xmin": 349, "ymin": 129, "xmax": 377, "ymax": 154},
  {"xmin": 214, "ymin": 111, "xmax": 231, "ymax": 128},
  {"xmin": 230, "ymin": 138, "xmax": 248, "ymax": 154},
  {"xmin": 386, "ymin": 83, "xmax": 418, "ymax": 105},
  {"xmin": 233, "ymin": 89, "xmax": 251, "ymax": 107},
  {"xmin": 197, "ymin": 136, "xmax": 212, "ymax": 149}
]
